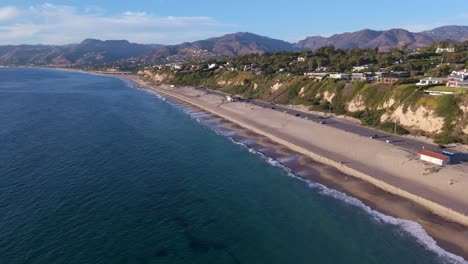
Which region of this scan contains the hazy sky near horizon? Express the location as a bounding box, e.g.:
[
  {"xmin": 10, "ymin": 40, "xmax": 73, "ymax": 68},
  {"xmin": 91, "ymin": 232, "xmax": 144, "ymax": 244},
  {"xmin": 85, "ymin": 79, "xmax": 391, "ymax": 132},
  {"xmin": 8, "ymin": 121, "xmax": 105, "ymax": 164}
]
[{"xmin": 0, "ymin": 0, "xmax": 467, "ymax": 45}]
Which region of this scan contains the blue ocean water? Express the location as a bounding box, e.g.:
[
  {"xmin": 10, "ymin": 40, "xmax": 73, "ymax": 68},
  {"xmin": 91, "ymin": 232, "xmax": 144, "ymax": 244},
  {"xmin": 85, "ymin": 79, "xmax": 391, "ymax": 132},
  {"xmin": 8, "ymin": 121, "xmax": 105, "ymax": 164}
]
[{"xmin": 0, "ymin": 68, "xmax": 461, "ymax": 263}]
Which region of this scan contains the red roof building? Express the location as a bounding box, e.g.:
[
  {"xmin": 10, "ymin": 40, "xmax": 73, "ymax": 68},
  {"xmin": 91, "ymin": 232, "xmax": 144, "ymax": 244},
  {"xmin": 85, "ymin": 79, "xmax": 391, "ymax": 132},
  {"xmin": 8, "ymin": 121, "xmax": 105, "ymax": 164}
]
[{"xmin": 418, "ymin": 150, "xmax": 450, "ymax": 166}]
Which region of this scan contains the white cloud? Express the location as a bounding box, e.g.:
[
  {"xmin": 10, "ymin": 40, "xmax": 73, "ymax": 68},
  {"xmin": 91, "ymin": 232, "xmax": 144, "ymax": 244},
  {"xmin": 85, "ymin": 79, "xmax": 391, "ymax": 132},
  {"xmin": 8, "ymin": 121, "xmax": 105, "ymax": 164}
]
[
  {"xmin": 0, "ymin": 4, "xmax": 235, "ymax": 45},
  {"xmin": 0, "ymin": 6, "xmax": 19, "ymax": 20}
]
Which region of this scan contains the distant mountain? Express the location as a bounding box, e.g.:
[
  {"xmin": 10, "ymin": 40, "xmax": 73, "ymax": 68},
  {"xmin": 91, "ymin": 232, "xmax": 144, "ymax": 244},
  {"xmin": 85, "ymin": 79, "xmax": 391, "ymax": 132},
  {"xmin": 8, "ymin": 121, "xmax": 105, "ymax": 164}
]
[
  {"xmin": 148, "ymin": 32, "xmax": 297, "ymax": 61},
  {"xmin": 296, "ymin": 28, "xmax": 437, "ymax": 51},
  {"xmin": 420, "ymin": 25, "xmax": 468, "ymax": 42},
  {"xmin": 0, "ymin": 39, "xmax": 163, "ymax": 66}
]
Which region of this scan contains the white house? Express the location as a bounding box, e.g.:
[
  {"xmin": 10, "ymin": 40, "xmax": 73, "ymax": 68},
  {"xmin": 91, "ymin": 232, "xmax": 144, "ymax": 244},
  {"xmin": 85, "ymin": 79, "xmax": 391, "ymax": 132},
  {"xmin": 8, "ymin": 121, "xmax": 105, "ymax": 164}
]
[
  {"xmin": 416, "ymin": 77, "xmax": 447, "ymax": 86},
  {"xmin": 446, "ymin": 69, "xmax": 468, "ymax": 88},
  {"xmin": 418, "ymin": 150, "xmax": 450, "ymax": 166},
  {"xmin": 329, "ymin": 73, "xmax": 350, "ymax": 80},
  {"xmin": 304, "ymin": 72, "xmax": 329, "ymax": 80},
  {"xmin": 435, "ymin": 47, "xmax": 455, "ymax": 53},
  {"xmin": 352, "ymin": 65, "xmax": 369, "ymax": 72},
  {"xmin": 208, "ymin": 63, "xmax": 219, "ymax": 69},
  {"xmin": 297, "ymin": 57, "xmax": 306, "ymax": 62}
]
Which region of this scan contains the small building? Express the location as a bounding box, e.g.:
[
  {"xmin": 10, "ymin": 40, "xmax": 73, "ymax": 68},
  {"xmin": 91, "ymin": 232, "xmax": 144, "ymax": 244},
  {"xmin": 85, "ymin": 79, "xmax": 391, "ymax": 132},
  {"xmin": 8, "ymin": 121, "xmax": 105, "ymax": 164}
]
[
  {"xmin": 435, "ymin": 47, "xmax": 455, "ymax": 53},
  {"xmin": 208, "ymin": 63, "xmax": 218, "ymax": 69},
  {"xmin": 390, "ymin": 71, "xmax": 410, "ymax": 78},
  {"xmin": 418, "ymin": 150, "xmax": 450, "ymax": 166},
  {"xmin": 375, "ymin": 71, "xmax": 390, "ymax": 80},
  {"xmin": 304, "ymin": 72, "xmax": 329, "ymax": 80},
  {"xmin": 446, "ymin": 80, "xmax": 468, "ymax": 88},
  {"xmin": 351, "ymin": 72, "xmax": 374, "ymax": 81},
  {"xmin": 446, "ymin": 69, "xmax": 468, "ymax": 88},
  {"xmin": 297, "ymin": 56, "xmax": 306, "ymax": 62},
  {"xmin": 352, "ymin": 65, "xmax": 369, "ymax": 72},
  {"xmin": 329, "ymin": 73, "xmax": 350, "ymax": 80},
  {"xmin": 416, "ymin": 77, "xmax": 447, "ymax": 86}
]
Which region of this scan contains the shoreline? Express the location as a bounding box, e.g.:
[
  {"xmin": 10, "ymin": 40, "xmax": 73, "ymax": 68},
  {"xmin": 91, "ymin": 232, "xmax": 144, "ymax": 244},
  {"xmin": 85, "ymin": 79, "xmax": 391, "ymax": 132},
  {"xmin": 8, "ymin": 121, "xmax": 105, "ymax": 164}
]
[
  {"xmin": 156, "ymin": 88, "xmax": 468, "ymax": 262},
  {"xmin": 48, "ymin": 69, "xmax": 468, "ymax": 261}
]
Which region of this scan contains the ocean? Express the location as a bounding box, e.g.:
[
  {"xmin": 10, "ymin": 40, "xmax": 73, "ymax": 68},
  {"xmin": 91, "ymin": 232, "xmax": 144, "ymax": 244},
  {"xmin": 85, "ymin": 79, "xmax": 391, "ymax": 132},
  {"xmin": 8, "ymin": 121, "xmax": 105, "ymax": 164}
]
[{"xmin": 0, "ymin": 68, "xmax": 462, "ymax": 263}]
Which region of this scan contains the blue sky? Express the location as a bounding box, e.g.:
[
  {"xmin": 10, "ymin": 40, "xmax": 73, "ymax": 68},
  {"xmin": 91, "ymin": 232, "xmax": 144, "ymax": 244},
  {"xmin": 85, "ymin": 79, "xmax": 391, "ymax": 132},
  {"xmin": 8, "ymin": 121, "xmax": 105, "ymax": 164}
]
[{"xmin": 0, "ymin": 0, "xmax": 467, "ymax": 45}]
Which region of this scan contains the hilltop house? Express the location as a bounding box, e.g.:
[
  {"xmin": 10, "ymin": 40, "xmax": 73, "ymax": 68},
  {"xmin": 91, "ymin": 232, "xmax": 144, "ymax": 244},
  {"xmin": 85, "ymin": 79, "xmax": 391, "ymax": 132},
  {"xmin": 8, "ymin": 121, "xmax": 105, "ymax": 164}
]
[
  {"xmin": 416, "ymin": 77, "xmax": 447, "ymax": 86},
  {"xmin": 297, "ymin": 57, "xmax": 306, "ymax": 62},
  {"xmin": 352, "ymin": 65, "xmax": 369, "ymax": 72},
  {"xmin": 376, "ymin": 71, "xmax": 397, "ymax": 83},
  {"xmin": 435, "ymin": 47, "xmax": 455, "ymax": 53},
  {"xmin": 304, "ymin": 72, "xmax": 329, "ymax": 80},
  {"xmin": 329, "ymin": 73, "xmax": 350, "ymax": 80},
  {"xmin": 446, "ymin": 69, "xmax": 468, "ymax": 88},
  {"xmin": 390, "ymin": 71, "xmax": 410, "ymax": 78},
  {"xmin": 208, "ymin": 63, "xmax": 219, "ymax": 69},
  {"xmin": 351, "ymin": 72, "xmax": 374, "ymax": 81}
]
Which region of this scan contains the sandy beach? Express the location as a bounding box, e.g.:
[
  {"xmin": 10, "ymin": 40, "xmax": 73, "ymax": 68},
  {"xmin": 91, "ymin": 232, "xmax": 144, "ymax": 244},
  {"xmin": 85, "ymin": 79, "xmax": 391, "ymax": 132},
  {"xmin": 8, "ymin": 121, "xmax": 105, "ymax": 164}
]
[{"xmin": 62, "ymin": 71, "xmax": 468, "ymax": 260}]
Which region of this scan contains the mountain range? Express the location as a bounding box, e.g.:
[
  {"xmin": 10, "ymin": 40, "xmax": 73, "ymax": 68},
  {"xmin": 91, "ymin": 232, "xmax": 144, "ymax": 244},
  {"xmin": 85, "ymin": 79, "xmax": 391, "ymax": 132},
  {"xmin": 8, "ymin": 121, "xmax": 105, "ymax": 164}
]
[
  {"xmin": 295, "ymin": 25, "xmax": 468, "ymax": 51},
  {"xmin": 0, "ymin": 25, "xmax": 466, "ymax": 66},
  {"xmin": 0, "ymin": 40, "xmax": 161, "ymax": 66}
]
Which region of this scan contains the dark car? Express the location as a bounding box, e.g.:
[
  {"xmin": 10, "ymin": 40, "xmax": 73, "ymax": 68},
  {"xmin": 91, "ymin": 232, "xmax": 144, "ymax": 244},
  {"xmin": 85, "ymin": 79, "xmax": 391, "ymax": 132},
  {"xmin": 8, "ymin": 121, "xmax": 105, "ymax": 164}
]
[
  {"xmin": 370, "ymin": 134, "xmax": 379, "ymax": 139},
  {"xmin": 319, "ymin": 121, "xmax": 326, "ymax": 124},
  {"xmin": 295, "ymin": 113, "xmax": 300, "ymax": 117},
  {"xmin": 437, "ymin": 144, "xmax": 446, "ymax": 149}
]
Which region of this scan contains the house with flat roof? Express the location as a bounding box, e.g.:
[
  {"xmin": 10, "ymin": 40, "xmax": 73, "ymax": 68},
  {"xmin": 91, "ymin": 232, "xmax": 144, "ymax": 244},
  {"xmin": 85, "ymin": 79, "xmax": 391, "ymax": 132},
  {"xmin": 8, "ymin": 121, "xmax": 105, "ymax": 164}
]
[
  {"xmin": 329, "ymin": 73, "xmax": 350, "ymax": 80},
  {"xmin": 435, "ymin": 47, "xmax": 455, "ymax": 53},
  {"xmin": 446, "ymin": 69, "xmax": 468, "ymax": 88},
  {"xmin": 304, "ymin": 72, "xmax": 329, "ymax": 80},
  {"xmin": 416, "ymin": 77, "xmax": 447, "ymax": 86},
  {"xmin": 351, "ymin": 72, "xmax": 374, "ymax": 81}
]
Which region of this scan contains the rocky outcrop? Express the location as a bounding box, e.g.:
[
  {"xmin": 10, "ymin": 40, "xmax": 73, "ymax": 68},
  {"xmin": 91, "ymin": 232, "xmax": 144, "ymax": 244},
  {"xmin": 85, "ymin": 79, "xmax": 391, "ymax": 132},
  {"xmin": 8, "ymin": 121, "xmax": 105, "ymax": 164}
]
[
  {"xmin": 322, "ymin": 91, "xmax": 335, "ymax": 103},
  {"xmin": 347, "ymin": 95, "xmax": 366, "ymax": 112},
  {"xmin": 138, "ymin": 70, "xmax": 173, "ymax": 83},
  {"xmin": 461, "ymin": 99, "xmax": 468, "ymax": 134},
  {"xmin": 381, "ymin": 106, "xmax": 444, "ymax": 133},
  {"xmin": 379, "ymin": 98, "xmax": 396, "ymax": 110},
  {"xmin": 299, "ymin": 87, "xmax": 306, "ymax": 98},
  {"xmin": 217, "ymin": 80, "xmax": 245, "ymax": 86},
  {"xmin": 271, "ymin": 82, "xmax": 283, "ymax": 92}
]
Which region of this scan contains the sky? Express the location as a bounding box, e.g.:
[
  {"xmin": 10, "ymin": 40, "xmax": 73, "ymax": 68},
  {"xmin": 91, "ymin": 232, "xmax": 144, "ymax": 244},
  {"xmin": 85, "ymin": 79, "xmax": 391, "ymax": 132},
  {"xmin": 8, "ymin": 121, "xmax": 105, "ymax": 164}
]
[{"xmin": 0, "ymin": 0, "xmax": 467, "ymax": 45}]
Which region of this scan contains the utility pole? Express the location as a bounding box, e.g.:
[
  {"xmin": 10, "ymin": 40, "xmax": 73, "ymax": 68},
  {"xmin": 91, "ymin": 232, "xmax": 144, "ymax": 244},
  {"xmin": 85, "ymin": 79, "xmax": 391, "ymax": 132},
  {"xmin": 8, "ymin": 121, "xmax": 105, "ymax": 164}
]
[{"xmin": 394, "ymin": 117, "xmax": 399, "ymax": 134}]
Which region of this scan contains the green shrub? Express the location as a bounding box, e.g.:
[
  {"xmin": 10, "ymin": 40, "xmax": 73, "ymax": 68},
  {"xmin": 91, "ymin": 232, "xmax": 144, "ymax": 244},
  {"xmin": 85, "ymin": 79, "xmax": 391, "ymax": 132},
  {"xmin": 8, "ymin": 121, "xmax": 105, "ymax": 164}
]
[{"xmin": 378, "ymin": 122, "xmax": 410, "ymax": 135}]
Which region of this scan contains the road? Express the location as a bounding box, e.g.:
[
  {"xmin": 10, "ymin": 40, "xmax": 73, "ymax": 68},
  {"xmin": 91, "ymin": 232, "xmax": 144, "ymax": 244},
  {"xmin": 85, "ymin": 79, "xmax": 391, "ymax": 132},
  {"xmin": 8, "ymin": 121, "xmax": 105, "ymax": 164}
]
[{"xmin": 193, "ymin": 86, "xmax": 464, "ymax": 162}]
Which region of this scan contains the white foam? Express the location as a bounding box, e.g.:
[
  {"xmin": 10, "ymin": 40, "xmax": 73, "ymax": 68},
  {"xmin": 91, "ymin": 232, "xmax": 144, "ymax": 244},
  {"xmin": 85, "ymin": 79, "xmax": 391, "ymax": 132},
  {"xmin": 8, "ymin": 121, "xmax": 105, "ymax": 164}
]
[{"xmin": 277, "ymin": 155, "xmax": 299, "ymax": 163}]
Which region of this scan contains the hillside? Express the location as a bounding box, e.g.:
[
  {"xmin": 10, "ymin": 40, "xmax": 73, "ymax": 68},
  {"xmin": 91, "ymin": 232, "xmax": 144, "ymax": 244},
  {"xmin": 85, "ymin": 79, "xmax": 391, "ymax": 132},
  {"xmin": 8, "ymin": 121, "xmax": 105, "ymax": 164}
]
[
  {"xmin": 0, "ymin": 39, "xmax": 162, "ymax": 66},
  {"xmin": 420, "ymin": 25, "xmax": 468, "ymax": 42},
  {"xmin": 148, "ymin": 32, "xmax": 298, "ymax": 62},
  {"xmin": 296, "ymin": 28, "xmax": 440, "ymax": 51}
]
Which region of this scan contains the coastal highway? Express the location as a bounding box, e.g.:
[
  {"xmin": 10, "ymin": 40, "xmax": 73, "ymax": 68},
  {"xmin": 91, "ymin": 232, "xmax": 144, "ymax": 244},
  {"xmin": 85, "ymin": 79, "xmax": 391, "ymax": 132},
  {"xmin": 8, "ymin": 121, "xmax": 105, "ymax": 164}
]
[{"xmin": 193, "ymin": 86, "xmax": 465, "ymax": 163}]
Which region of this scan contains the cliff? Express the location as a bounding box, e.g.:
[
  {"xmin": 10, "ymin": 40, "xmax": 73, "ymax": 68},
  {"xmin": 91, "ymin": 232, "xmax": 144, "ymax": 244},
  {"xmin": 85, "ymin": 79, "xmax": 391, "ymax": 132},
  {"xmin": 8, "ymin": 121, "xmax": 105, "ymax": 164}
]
[{"xmin": 141, "ymin": 69, "xmax": 467, "ymax": 144}]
